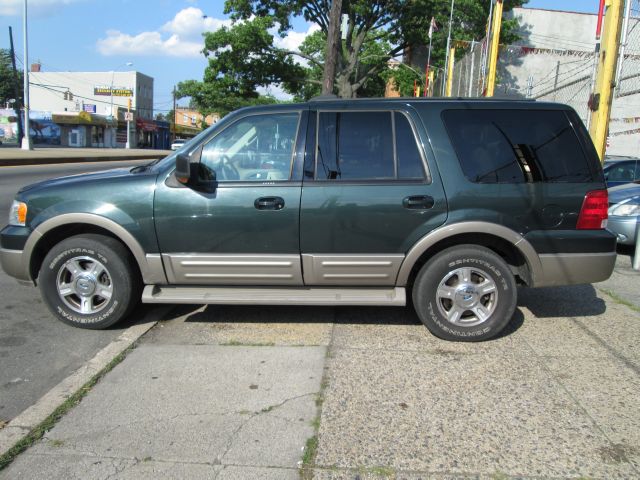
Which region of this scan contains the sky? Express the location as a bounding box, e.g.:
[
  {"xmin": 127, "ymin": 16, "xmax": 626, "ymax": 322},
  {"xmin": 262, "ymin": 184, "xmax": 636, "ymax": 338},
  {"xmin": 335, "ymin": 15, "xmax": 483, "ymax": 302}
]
[{"xmin": 0, "ymin": 0, "xmax": 601, "ymax": 115}]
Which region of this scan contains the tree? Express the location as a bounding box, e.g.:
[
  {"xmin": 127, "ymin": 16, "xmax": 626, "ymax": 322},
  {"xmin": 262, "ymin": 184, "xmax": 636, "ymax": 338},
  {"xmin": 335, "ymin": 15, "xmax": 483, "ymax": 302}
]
[
  {"xmin": 0, "ymin": 49, "xmax": 22, "ymax": 108},
  {"xmin": 181, "ymin": 0, "xmax": 527, "ymax": 108}
]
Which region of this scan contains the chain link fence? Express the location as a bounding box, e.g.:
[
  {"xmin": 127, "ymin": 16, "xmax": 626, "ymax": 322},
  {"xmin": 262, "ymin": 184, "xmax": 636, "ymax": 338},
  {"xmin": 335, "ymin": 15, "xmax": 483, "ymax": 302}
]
[
  {"xmin": 529, "ymin": 53, "xmax": 596, "ymax": 123},
  {"xmin": 450, "ymin": 40, "xmax": 488, "ymax": 97},
  {"xmin": 617, "ymin": 0, "xmax": 640, "ymax": 97}
]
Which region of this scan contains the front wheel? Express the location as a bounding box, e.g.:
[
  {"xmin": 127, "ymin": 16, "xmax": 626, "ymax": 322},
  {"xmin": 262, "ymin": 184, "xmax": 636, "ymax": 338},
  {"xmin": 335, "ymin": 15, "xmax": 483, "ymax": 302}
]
[
  {"xmin": 412, "ymin": 245, "xmax": 517, "ymax": 342},
  {"xmin": 39, "ymin": 234, "xmax": 140, "ymax": 329}
]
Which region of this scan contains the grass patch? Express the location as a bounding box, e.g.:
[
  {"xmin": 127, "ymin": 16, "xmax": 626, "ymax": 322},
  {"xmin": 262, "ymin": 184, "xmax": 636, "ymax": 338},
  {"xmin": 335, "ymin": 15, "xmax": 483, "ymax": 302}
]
[
  {"xmin": 219, "ymin": 340, "xmax": 275, "ymax": 347},
  {"xmin": 299, "ymin": 359, "xmax": 330, "ymax": 479},
  {"xmin": 301, "ymin": 435, "xmax": 318, "ymax": 468},
  {"xmin": 360, "ymin": 466, "xmax": 395, "ymax": 477},
  {"xmin": 598, "ymin": 288, "xmax": 640, "ymax": 313},
  {"xmin": 0, "ymin": 346, "xmax": 133, "ymax": 471},
  {"xmin": 48, "ymin": 439, "xmax": 64, "ymax": 448}
]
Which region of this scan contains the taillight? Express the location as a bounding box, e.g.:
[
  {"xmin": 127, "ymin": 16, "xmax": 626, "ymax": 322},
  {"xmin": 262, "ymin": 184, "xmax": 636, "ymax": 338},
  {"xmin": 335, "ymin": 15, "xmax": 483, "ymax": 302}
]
[{"xmin": 577, "ymin": 189, "xmax": 608, "ymax": 229}]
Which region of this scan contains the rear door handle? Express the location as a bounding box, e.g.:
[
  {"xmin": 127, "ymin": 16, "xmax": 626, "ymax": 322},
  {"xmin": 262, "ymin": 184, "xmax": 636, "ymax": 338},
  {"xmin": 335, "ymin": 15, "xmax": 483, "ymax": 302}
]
[
  {"xmin": 254, "ymin": 196, "xmax": 285, "ymax": 210},
  {"xmin": 403, "ymin": 195, "xmax": 434, "ymax": 210}
]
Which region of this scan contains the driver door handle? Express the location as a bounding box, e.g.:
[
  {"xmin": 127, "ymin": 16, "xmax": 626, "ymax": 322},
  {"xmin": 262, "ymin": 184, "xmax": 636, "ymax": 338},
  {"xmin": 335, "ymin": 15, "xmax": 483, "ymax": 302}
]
[
  {"xmin": 402, "ymin": 195, "xmax": 434, "ymax": 210},
  {"xmin": 254, "ymin": 196, "xmax": 285, "ymax": 210}
]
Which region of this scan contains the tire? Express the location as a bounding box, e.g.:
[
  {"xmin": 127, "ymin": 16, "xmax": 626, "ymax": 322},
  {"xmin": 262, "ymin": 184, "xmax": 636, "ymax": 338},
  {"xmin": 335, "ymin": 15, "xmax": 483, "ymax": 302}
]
[
  {"xmin": 39, "ymin": 234, "xmax": 140, "ymax": 329},
  {"xmin": 412, "ymin": 245, "xmax": 517, "ymax": 342}
]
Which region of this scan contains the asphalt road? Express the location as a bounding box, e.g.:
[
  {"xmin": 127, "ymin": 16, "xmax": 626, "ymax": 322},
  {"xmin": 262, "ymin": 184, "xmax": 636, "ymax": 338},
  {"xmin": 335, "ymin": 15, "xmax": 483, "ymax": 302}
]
[{"xmin": 0, "ymin": 160, "xmax": 152, "ymax": 423}]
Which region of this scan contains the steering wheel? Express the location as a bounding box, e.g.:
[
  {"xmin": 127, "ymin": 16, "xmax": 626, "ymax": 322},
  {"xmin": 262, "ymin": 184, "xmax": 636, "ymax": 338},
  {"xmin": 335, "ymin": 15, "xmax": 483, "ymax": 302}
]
[{"xmin": 219, "ymin": 155, "xmax": 239, "ymax": 180}]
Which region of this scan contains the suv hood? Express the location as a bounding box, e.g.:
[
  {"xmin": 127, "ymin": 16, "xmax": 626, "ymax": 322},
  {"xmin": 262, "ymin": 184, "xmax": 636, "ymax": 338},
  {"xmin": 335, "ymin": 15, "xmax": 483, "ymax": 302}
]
[{"xmin": 18, "ymin": 167, "xmax": 144, "ymax": 194}]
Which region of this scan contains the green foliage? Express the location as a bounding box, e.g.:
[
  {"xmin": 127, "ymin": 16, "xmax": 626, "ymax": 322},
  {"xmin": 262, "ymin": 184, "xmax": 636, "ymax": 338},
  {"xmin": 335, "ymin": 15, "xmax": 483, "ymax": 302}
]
[
  {"xmin": 0, "ymin": 49, "xmax": 22, "ymax": 108},
  {"xmin": 181, "ymin": 0, "xmax": 528, "ymax": 110}
]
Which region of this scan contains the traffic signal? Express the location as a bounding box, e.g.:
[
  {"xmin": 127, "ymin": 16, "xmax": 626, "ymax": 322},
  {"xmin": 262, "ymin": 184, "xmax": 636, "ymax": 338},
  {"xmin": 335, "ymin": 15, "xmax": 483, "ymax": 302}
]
[{"xmin": 127, "ymin": 98, "xmax": 132, "ymax": 110}]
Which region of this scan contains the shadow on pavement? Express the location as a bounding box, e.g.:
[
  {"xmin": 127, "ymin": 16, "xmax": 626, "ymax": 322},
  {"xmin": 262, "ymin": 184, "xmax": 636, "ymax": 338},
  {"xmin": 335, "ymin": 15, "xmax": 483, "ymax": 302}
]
[{"xmin": 517, "ymin": 284, "xmax": 606, "ymax": 318}]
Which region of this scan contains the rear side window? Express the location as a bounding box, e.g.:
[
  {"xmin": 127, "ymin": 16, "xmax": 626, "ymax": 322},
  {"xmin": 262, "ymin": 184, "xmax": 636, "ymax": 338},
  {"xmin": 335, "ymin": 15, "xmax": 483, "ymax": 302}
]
[
  {"xmin": 442, "ymin": 109, "xmax": 594, "ymax": 183},
  {"xmin": 315, "ymin": 111, "xmax": 425, "ymax": 181}
]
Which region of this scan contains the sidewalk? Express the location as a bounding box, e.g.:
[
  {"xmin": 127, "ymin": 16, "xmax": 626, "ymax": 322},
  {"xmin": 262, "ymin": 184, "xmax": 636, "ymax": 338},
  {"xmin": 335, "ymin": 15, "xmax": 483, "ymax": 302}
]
[
  {"xmin": 1, "ymin": 253, "xmax": 639, "ymax": 479},
  {"xmin": 0, "ymin": 147, "xmax": 172, "ymax": 167}
]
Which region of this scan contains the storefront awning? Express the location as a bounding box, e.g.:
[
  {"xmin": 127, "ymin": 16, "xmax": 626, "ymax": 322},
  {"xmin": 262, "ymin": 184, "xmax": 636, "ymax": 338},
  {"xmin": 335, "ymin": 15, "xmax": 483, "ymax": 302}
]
[{"xmin": 52, "ymin": 111, "xmax": 118, "ymax": 127}]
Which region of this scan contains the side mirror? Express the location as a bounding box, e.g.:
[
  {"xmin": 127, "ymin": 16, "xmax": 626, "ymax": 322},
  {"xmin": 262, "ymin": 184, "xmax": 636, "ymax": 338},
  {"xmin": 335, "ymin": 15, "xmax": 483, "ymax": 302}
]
[
  {"xmin": 175, "ymin": 153, "xmax": 191, "ymax": 185},
  {"xmin": 175, "ymin": 150, "xmax": 216, "ymax": 192}
]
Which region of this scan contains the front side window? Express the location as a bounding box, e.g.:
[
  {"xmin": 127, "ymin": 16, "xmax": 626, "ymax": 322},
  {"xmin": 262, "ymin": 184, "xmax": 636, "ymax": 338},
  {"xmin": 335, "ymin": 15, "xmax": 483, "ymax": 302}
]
[
  {"xmin": 200, "ymin": 113, "xmax": 299, "ymax": 182},
  {"xmin": 315, "ymin": 111, "xmax": 425, "ymax": 181},
  {"xmin": 442, "ymin": 109, "xmax": 594, "ymax": 184}
]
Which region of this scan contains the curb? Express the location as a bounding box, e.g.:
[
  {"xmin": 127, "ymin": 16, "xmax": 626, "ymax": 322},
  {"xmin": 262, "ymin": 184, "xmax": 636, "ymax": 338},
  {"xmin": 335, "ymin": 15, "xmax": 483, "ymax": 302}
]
[
  {"xmin": 0, "ymin": 315, "xmax": 161, "ymax": 457},
  {"xmin": 0, "ymin": 153, "xmax": 171, "ymax": 167}
]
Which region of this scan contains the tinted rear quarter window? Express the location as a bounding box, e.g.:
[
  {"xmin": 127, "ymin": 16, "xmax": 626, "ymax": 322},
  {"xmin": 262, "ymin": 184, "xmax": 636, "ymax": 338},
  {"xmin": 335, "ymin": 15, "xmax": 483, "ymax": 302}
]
[{"xmin": 442, "ymin": 109, "xmax": 594, "ymax": 184}]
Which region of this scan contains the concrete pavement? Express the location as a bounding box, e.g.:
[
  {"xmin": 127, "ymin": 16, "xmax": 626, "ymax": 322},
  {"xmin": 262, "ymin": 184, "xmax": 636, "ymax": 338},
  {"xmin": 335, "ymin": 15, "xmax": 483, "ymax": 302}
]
[
  {"xmin": 0, "ymin": 253, "xmax": 639, "ymax": 479},
  {"xmin": 0, "ymin": 147, "xmax": 172, "ymax": 167}
]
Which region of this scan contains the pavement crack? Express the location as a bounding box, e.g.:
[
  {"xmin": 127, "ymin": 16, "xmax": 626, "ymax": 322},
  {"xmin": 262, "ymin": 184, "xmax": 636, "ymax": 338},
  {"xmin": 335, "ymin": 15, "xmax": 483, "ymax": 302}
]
[{"xmin": 257, "ymin": 392, "xmax": 316, "ymax": 414}]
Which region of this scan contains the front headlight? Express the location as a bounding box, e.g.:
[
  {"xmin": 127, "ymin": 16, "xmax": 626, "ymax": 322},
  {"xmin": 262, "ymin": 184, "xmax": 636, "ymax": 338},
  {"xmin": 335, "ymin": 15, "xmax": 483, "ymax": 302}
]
[
  {"xmin": 609, "ymin": 202, "xmax": 640, "ymax": 217},
  {"xmin": 8, "ymin": 200, "xmax": 27, "ymax": 226}
]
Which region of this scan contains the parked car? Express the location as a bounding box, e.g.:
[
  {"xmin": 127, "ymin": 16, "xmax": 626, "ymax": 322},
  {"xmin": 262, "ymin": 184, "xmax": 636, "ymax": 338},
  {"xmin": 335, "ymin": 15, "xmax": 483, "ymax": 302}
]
[
  {"xmin": 603, "ymin": 156, "xmax": 640, "ymax": 187},
  {"xmin": 170, "ymin": 138, "xmax": 187, "ymax": 150},
  {"xmin": 0, "ymin": 98, "xmax": 616, "ymax": 342},
  {"xmin": 607, "ymin": 181, "xmax": 640, "ymax": 245}
]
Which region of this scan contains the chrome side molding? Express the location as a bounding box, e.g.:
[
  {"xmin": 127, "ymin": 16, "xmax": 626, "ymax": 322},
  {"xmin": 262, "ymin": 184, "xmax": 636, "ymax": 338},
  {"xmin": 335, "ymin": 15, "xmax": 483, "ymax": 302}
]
[
  {"xmin": 162, "ymin": 254, "xmax": 303, "ymax": 285},
  {"xmin": 301, "ymin": 254, "xmax": 404, "ymax": 286}
]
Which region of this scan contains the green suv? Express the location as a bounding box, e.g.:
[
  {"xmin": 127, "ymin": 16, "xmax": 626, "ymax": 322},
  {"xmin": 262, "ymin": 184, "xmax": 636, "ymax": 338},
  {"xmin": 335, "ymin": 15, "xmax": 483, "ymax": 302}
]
[{"xmin": 0, "ymin": 98, "xmax": 616, "ymax": 341}]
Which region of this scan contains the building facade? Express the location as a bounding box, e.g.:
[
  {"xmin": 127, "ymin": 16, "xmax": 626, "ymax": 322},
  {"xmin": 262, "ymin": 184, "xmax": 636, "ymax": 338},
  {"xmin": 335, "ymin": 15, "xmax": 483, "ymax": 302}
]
[
  {"xmin": 29, "ymin": 68, "xmax": 154, "ymax": 148},
  {"xmin": 173, "ymin": 107, "xmax": 219, "ymax": 139},
  {"xmin": 501, "ymin": 7, "xmax": 640, "ymax": 156}
]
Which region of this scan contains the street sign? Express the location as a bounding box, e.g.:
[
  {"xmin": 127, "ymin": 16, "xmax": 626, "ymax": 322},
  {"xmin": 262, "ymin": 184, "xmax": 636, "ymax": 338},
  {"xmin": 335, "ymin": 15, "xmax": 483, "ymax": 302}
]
[{"xmin": 124, "ymin": 112, "xmax": 134, "ymax": 121}]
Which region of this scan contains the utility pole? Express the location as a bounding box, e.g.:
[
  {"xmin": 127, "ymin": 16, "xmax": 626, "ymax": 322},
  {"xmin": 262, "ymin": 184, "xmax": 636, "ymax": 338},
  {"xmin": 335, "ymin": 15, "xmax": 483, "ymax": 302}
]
[
  {"xmin": 8, "ymin": 27, "xmax": 23, "ymax": 144},
  {"xmin": 21, "ymin": 0, "xmax": 32, "ymax": 150},
  {"xmin": 442, "ymin": 0, "xmax": 455, "ymax": 96},
  {"xmin": 485, "ymin": 0, "xmax": 503, "ymax": 97},
  {"xmin": 172, "ymin": 85, "xmax": 176, "ymax": 142},
  {"xmin": 445, "ymin": 47, "xmax": 456, "ymax": 97},
  {"xmin": 322, "ymin": 0, "xmax": 342, "ymax": 95},
  {"xmin": 589, "ymin": 0, "xmax": 624, "ymax": 161}
]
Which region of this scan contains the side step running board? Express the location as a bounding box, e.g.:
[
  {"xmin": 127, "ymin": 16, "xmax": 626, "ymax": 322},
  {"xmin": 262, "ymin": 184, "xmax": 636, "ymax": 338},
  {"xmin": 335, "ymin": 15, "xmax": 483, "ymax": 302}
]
[{"xmin": 142, "ymin": 285, "xmax": 406, "ymax": 306}]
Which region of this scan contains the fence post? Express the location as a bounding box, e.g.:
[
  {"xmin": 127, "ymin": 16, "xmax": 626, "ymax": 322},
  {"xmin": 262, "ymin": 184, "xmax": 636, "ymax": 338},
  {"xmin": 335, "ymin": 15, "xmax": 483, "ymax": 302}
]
[
  {"xmin": 633, "ymin": 219, "xmax": 640, "ymax": 270},
  {"xmin": 589, "ymin": 0, "xmax": 625, "ymax": 161},
  {"xmin": 486, "ymin": 0, "xmax": 503, "ymax": 97},
  {"xmin": 446, "ymin": 47, "xmax": 456, "ymax": 97}
]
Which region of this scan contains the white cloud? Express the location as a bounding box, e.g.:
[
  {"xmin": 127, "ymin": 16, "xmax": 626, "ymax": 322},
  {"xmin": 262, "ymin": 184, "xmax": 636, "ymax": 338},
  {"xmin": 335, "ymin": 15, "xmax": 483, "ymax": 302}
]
[
  {"xmin": 257, "ymin": 83, "xmax": 293, "ymax": 101},
  {"xmin": 272, "ymin": 23, "xmax": 320, "ymax": 53},
  {"xmin": 96, "ymin": 7, "xmax": 231, "ymax": 58},
  {"xmin": 161, "ymin": 7, "xmax": 230, "ymax": 38},
  {"xmin": 97, "ymin": 8, "xmax": 319, "ymax": 61},
  {"xmin": 0, "ymin": 0, "xmax": 83, "ymax": 16},
  {"xmin": 97, "ymin": 30, "xmax": 203, "ymax": 57}
]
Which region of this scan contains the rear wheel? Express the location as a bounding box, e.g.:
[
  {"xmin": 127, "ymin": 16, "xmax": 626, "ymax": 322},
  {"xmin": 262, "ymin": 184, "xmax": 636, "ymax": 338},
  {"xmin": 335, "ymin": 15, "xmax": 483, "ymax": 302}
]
[
  {"xmin": 412, "ymin": 245, "xmax": 517, "ymax": 342},
  {"xmin": 39, "ymin": 234, "xmax": 140, "ymax": 329}
]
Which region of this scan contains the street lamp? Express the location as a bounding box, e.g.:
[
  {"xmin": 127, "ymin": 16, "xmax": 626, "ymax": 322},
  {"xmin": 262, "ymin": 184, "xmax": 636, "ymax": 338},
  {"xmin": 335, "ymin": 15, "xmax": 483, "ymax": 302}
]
[
  {"xmin": 21, "ymin": 0, "xmax": 32, "ymax": 150},
  {"xmin": 109, "ymin": 62, "xmax": 133, "ymax": 148}
]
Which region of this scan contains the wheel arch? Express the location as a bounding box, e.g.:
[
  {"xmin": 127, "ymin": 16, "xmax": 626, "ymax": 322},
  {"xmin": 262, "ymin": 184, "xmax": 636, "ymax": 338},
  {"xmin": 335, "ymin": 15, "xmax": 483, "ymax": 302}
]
[
  {"xmin": 397, "ymin": 222, "xmax": 543, "ymax": 288},
  {"xmin": 24, "ymin": 214, "xmax": 166, "ymax": 285}
]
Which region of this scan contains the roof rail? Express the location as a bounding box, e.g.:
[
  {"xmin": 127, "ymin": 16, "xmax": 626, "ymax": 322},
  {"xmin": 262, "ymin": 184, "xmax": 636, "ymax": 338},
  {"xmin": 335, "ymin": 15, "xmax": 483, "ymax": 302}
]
[{"xmin": 309, "ymin": 94, "xmax": 339, "ymax": 101}]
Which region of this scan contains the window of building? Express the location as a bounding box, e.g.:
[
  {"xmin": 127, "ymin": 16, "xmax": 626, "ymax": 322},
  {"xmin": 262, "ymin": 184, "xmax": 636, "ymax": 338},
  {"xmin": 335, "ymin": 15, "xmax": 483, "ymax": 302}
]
[{"xmin": 442, "ymin": 109, "xmax": 594, "ymax": 184}]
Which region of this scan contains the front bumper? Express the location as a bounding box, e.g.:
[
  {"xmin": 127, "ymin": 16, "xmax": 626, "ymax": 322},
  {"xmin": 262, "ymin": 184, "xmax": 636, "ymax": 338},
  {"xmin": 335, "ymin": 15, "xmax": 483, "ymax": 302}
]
[
  {"xmin": 607, "ymin": 216, "xmax": 638, "ymax": 245},
  {"xmin": 0, "ymin": 225, "xmax": 32, "ymax": 283},
  {"xmin": 0, "ymin": 247, "xmax": 31, "ymax": 283}
]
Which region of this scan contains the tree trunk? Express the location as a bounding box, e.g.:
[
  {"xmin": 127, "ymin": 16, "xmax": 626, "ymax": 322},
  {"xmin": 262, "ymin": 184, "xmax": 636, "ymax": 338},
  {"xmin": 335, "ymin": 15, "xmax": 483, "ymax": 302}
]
[{"xmin": 322, "ymin": 0, "xmax": 343, "ymax": 95}]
